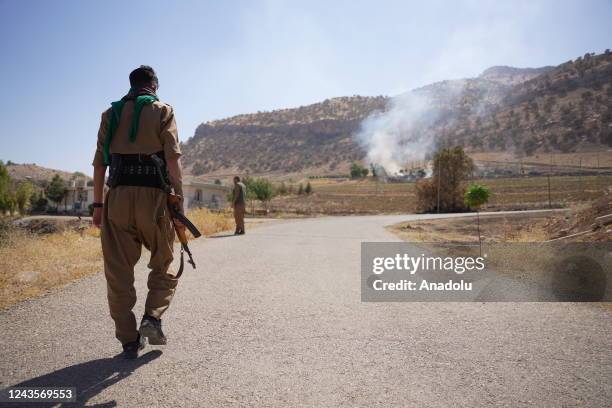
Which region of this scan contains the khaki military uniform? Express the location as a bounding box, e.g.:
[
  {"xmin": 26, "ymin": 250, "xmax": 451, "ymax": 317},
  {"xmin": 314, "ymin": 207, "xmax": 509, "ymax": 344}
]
[
  {"xmin": 93, "ymin": 99, "xmax": 181, "ymax": 344},
  {"xmin": 232, "ymin": 182, "xmax": 246, "ymax": 232}
]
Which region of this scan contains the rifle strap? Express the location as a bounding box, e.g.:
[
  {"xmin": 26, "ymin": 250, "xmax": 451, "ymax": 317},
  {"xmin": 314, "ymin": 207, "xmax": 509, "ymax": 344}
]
[{"xmin": 175, "ymin": 246, "xmax": 185, "ymax": 279}]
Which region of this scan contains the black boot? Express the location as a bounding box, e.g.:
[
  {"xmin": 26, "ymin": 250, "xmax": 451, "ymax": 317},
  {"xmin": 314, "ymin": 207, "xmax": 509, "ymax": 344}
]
[
  {"xmin": 139, "ymin": 314, "xmax": 167, "ymax": 345},
  {"xmin": 121, "ymin": 334, "xmax": 146, "ymax": 359}
]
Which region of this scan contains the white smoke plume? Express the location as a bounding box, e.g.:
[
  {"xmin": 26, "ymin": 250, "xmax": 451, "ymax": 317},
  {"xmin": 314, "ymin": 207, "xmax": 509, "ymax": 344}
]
[{"xmin": 356, "ymin": 91, "xmax": 443, "ymax": 175}]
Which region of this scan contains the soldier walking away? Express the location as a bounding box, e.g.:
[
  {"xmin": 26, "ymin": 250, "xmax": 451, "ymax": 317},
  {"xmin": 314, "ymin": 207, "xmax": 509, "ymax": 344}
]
[
  {"xmin": 91, "ymin": 66, "xmax": 184, "ymax": 359},
  {"xmin": 232, "ymin": 176, "xmax": 247, "ymax": 235}
]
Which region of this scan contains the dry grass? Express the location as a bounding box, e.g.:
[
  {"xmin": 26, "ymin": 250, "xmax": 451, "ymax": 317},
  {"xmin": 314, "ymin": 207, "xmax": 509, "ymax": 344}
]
[
  {"xmin": 0, "ymin": 228, "xmax": 102, "ymax": 309},
  {"xmin": 265, "ymin": 175, "xmax": 612, "ymax": 215},
  {"xmin": 186, "ymin": 208, "xmax": 235, "ymax": 238},
  {"xmin": 470, "ymin": 150, "xmax": 612, "ymax": 169},
  {"xmin": 0, "ymin": 209, "xmax": 234, "ymax": 309},
  {"xmin": 390, "ymin": 215, "xmax": 611, "ymax": 304},
  {"xmin": 388, "ymin": 213, "xmax": 558, "ymax": 243}
]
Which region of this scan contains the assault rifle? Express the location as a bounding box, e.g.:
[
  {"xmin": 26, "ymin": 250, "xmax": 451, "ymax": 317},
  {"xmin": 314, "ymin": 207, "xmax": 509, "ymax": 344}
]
[{"xmin": 150, "ymin": 154, "xmax": 201, "ymax": 278}]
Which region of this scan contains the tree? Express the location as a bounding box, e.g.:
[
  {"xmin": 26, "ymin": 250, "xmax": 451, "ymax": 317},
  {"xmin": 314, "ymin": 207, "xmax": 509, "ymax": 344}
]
[
  {"xmin": 30, "ymin": 191, "xmax": 48, "ymax": 213},
  {"xmin": 522, "ymin": 138, "xmax": 538, "ymax": 156},
  {"xmin": 15, "ymin": 181, "xmax": 33, "ymax": 215},
  {"xmin": 464, "ymin": 183, "xmax": 491, "ymax": 255},
  {"xmin": 297, "ymin": 183, "xmax": 304, "ymax": 195},
  {"xmin": 192, "ymin": 161, "xmax": 206, "ymax": 176},
  {"xmin": 350, "ymin": 163, "xmax": 368, "ymax": 178},
  {"xmin": 416, "ymin": 146, "xmax": 475, "ymax": 213},
  {"xmin": 0, "ymin": 161, "xmax": 11, "ymax": 215},
  {"xmin": 46, "ymin": 174, "xmax": 67, "ymax": 209},
  {"xmin": 4, "ymin": 190, "xmax": 17, "ymax": 215},
  {"xmin": 242, "ymin": 176, "xmax": 257, "ymax": 214},
  {"xmin": 250, "ymin": 178, "xmax": 275, "ymax": 212},
  {"xmin": 304, "ymin": 182, "xmax": 312, "ymax": 195},
  {"xmin": 277, "ymin": 182, "xmax": 289, "ymax": 195}
]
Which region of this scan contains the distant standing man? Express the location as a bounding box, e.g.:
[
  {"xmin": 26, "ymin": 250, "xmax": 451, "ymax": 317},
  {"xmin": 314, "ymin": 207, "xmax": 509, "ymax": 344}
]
[
  {"xmin": 232, "ymin": 176, "xmax": 247, "ymax": 235},
  {"xmin": 92, "ymin": 66, "xmax": 184, "ymax": 359}
]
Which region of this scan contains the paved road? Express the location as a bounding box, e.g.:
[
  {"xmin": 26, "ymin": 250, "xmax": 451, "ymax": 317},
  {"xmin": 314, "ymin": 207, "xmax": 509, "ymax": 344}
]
[{"xmin": 1, "ymin": 212, "xmax": 610, "ymax": 407}]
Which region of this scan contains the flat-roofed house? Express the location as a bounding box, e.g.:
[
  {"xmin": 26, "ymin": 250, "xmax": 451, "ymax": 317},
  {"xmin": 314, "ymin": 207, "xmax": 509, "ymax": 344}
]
[
  {"xmin": 58, "ymin": 178, "xmax": 95, "ymax": 213},
  {"xmin": 182, "ymin": 177, "xmax": 231, "ymax": 210},
  {"xmin": 55, "ymin": 176, "xmax": 230, "ymax": 214}
]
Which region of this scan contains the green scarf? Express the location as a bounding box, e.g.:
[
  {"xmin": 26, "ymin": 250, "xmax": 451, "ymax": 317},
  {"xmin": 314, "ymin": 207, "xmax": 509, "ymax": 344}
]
[{"xmin": 103, "ymin": 89, "xmax": 159, "ymax": 165}]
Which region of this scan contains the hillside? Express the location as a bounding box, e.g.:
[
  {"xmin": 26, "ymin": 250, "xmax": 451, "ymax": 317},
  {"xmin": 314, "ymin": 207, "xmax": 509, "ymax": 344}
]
[
  {"xmin": 5, "ymin": 162, "xmax": 88, "ymax": 186},
  {"xmin": 438, "ymin": 51, "xmax": 612, "ymax": 154},
  {"xmin": 181, "ymin": 51, "xmax": 612, "ymax": 177},
  {"xmin": 182, "ymin": 96, "xmax": 387, "ymax": 176}
]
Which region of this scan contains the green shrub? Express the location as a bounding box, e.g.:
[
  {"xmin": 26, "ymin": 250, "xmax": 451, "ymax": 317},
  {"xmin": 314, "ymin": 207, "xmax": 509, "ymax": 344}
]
[
  {"xmin": 350, "ymin": 163, "xmax": 368, "ymax": 178},
  {"xmin": 464, "ymin": 184, "xmax": 491, "ymax": 210}
]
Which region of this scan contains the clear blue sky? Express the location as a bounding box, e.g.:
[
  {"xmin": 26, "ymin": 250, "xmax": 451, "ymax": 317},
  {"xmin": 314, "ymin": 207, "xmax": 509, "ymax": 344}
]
[{"xmin": 1, "ymin": 0, "xmax": 610, "ymax": 175}]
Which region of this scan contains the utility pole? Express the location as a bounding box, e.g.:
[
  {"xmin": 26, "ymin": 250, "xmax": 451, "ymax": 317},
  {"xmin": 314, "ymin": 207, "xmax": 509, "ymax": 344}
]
[
  {"xmin": 548, "ymin": 156, "xmax": 552, "ymax": 209},
  {"xmin": 578, "ymin": 157, "xmax": 583, "ymax": 195},
  {"xmin": 436, "ymin": 156, "xmax": 441, "ymax": 214},
  {"xmin": 547, "ymin": 174, "xmax": 552, "ymax": 209}
]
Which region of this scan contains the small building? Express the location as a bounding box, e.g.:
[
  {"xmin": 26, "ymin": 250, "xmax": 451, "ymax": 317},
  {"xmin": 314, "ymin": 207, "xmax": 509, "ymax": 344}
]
[
  {"xmin": 58, "ymin": 178, "xmax": 95, "ymax": 214},
  {"xmin": 182, "ymin": 177, "xmax": 231, "ymax": 210},
  {"xmin": 56, "ymin": 177, "xmax": 231, "ymax": 214}
]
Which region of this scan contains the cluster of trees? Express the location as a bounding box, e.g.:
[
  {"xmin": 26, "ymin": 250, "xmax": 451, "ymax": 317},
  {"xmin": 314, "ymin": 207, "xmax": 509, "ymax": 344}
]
[
  {"xmin": 350, "ymin": 163, "xmax": 369, "ymax": 178},
  {"xmin": 415, "ymin": 147, "xmax": 476, "ymax": 213},
  {"xmin": 297, "ymin": 182, "xmax": 313, "ymax": 195},
  {"xmin": 0, "ymin": 161, "xmax": 71, "ymax": 216},
  {"xmin": 416, "ymin": 145, "xmax": 492, "ymax": 252},
  {"xmin": 276, "ymin": 181, "xmax": 312, "ymax": 196},
  {"xmin": 0, "ymin": 161, "xmax": 36, "ymax": 216},
  {"xmin": 242, "ymin": 177, "xmax": 274, "ymax": 207},
  {"xmin": 233, "ymin": 177, "xmax": 314, "ymax": 214},
  {"xmin": 191, "ymin": 161, "xmax": 207, "ymax": 176}
]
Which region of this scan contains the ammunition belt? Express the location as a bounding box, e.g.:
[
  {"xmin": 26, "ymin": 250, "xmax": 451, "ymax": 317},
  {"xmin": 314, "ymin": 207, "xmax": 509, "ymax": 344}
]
[
  {"xmin": 108, "ymin": 152, "xmax": 168, "ymax": 189},
  {"xmin": 117, "ymin": 163, "xmax": 163, "ymax": 188}
]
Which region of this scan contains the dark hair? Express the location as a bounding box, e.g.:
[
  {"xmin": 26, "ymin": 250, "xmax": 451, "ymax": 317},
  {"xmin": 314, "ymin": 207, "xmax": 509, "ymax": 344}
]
[
  {"xmin": 234, "ymin": 176, "xmax": 240, "ymax": 182},
  {"xmin": 129, "ymin": 65, "xmax": 158, "ymax": 89}
]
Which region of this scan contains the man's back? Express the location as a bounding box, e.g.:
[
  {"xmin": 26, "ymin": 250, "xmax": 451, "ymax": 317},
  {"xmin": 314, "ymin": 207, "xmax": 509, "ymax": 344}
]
[
  {"xmin": 234, "ymin": 181, "xmax": 247, "ymax": 205},
  {"xmin": 92, "ymin": 100, "xmax": 180, "ymax": 166},
  {"xmin": 91, "ymin": 65, "xmax": 185, "ymax": 358}
]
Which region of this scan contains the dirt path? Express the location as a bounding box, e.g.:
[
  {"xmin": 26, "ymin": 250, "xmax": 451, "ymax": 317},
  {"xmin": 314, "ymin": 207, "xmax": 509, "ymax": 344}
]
[{"xmin": 0, "ymin": 211, "xmax": 610, "ymax": 407}]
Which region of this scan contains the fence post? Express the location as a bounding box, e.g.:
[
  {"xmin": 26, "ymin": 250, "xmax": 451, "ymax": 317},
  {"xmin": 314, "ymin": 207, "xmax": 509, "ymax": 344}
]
[
  {"xmin": 578, "ymin": 158, "xmax": 582, "ymax": 193},
  {"xmin": 547, "ymin": 173, "xmax": 552, "ymax": 209},
  {"xmin": 436, "ymin": 156, "xmax": 441, "ymax": 214}
]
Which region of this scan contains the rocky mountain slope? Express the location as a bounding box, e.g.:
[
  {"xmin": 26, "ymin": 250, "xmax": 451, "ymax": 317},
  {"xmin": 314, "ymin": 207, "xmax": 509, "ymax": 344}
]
[
  {"xmin": 5, "ymin": 162, "xmax": 89, "ymax": 185},
  {"xmin": 479, "ymin": 65, "xmax": 554, "ymax": 86},
  {"xmin": 181, "ymin": 51, "xmax": 612, "ymax": 176},
  {"xmin": 183, "ymin": 96, "xmax": 387, "ymax": 176},
  {"xmin": 437, "ymin": 51, "xmax": 611, "ymax": 154}
]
